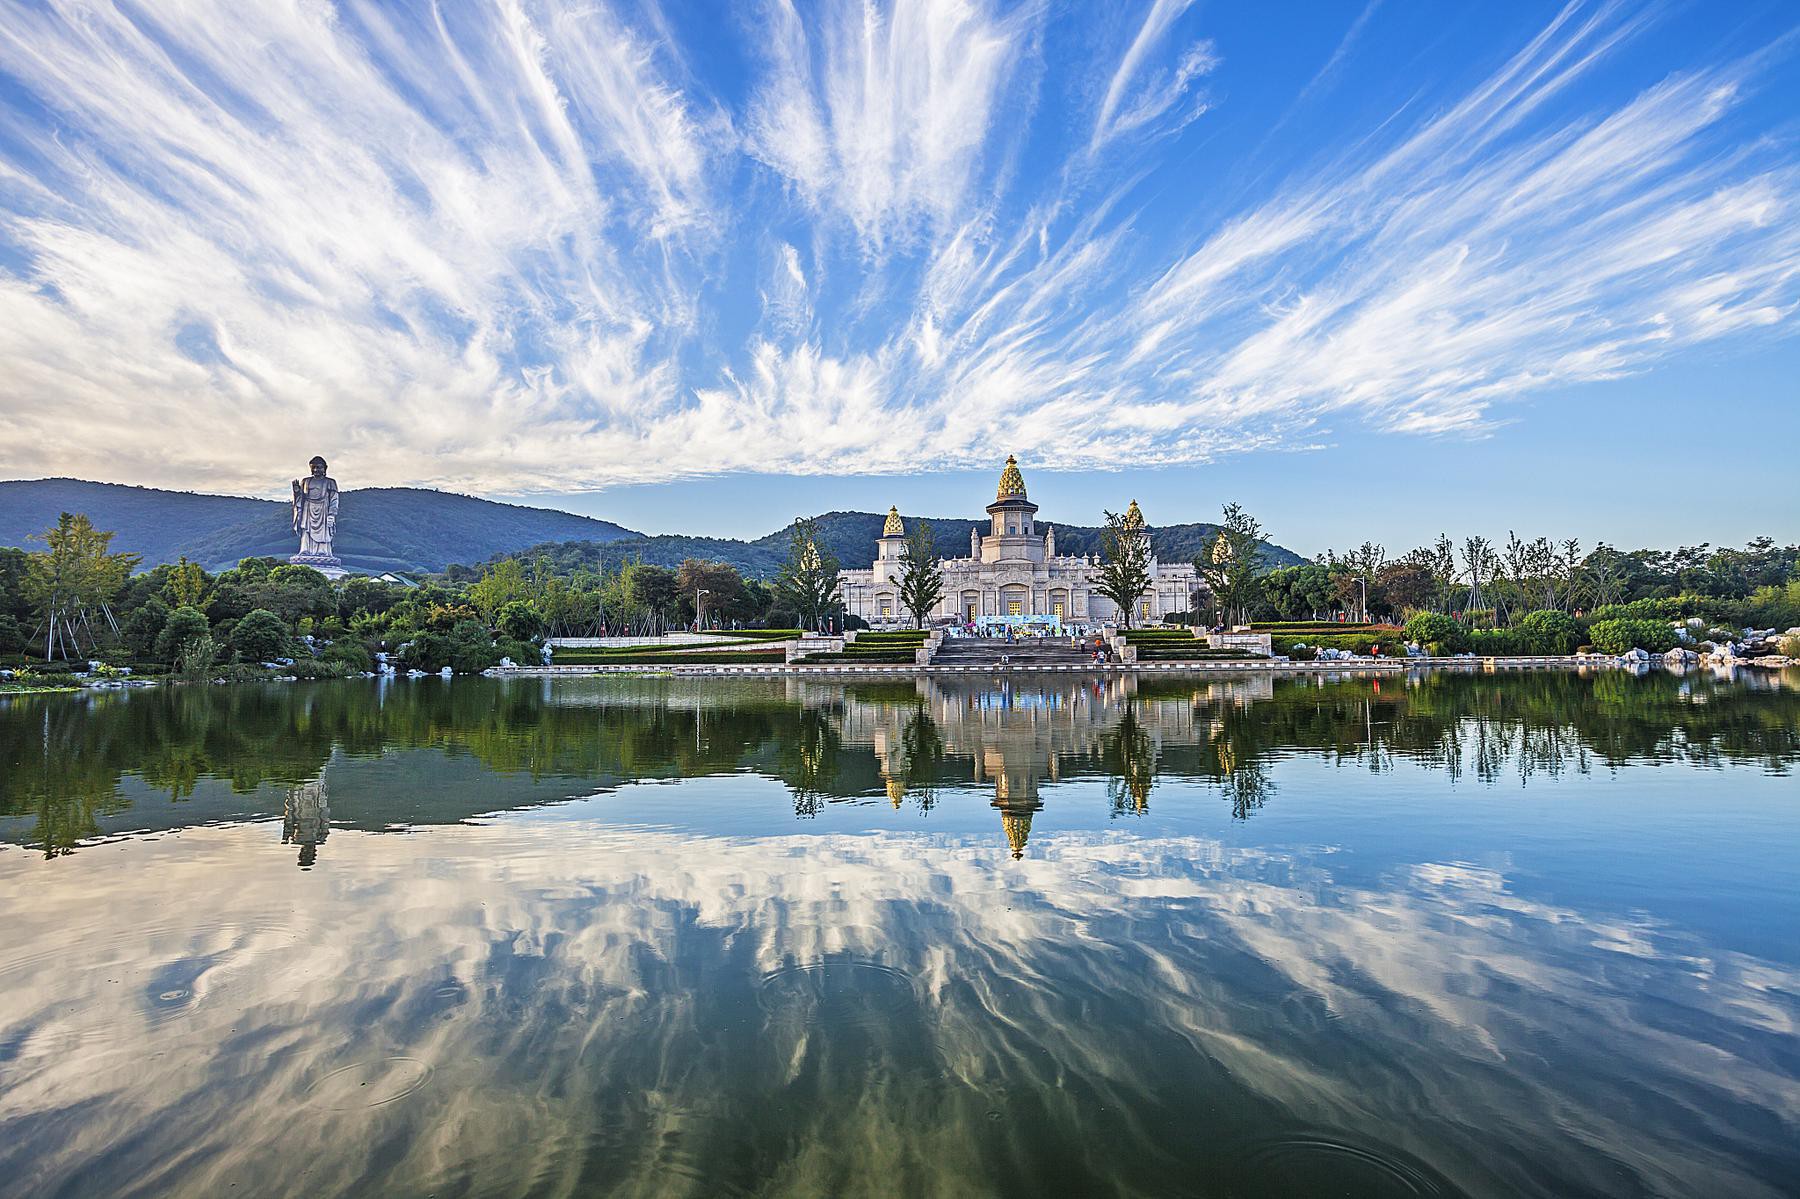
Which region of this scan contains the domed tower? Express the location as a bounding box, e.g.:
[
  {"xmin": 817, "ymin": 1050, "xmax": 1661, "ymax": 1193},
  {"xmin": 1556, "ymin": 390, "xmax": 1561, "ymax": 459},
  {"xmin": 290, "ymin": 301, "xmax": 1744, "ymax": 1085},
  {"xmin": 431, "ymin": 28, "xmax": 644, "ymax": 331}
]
[
  {"xmin": 981, "ymin": 455, "xmax": 1044, "ymax": 565},
  {"xmin": 876, "ymin": 505, "xmax": 906, "ymax": 577}
]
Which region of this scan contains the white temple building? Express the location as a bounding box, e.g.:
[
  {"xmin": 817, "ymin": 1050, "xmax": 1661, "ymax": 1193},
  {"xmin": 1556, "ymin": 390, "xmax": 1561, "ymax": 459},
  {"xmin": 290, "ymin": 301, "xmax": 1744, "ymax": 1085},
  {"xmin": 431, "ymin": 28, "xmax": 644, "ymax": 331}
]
[{"xmin": 837, "ymin": 456, "xmax": 1201, "ymax": 629}]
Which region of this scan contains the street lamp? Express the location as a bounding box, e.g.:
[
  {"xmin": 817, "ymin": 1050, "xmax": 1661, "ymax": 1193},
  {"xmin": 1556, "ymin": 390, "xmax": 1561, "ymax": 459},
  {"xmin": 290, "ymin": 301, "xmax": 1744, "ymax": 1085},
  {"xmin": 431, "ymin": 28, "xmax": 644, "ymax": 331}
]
[
  {"xmin": 1357, "ymin": 576, "xmax": 1368, "ymax": 624},
  {"xmin": 695, "ymin": 588, "xmax": 709, "ymax": 632}
]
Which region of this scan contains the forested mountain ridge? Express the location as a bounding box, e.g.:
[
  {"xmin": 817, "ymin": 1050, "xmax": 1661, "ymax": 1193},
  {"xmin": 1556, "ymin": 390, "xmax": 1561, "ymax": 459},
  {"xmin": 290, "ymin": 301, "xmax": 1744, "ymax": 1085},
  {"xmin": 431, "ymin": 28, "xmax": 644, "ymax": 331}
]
[
  {"xmin": 482, "ymin": 510, "xmax": 1307, "ymax": 579},
  {"xmin": 0, "ymin": 479, "xmax": 638, "ymax": 573},
  {"xmin": 1, "ymin": 479, "xmax": 1306, "ymax": 579}
]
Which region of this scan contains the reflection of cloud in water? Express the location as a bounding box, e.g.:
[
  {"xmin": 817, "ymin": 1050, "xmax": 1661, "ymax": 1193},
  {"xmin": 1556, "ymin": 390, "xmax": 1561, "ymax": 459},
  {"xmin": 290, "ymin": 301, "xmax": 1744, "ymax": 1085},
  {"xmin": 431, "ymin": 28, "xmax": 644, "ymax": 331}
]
[{"xmin": 1, "ymin": 818, "xmax": 1795, "ymax": 1197}]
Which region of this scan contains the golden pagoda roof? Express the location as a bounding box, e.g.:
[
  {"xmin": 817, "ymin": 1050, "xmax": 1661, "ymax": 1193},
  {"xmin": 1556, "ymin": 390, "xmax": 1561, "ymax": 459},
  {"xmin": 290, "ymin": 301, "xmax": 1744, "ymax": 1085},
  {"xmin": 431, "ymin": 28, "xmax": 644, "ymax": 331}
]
[
  {"xmin": 882, "ymin": 506, "xmax": 904, "ymax": 537},
  {"xmin": 1001, "ymin": 809, "xmax": 1034, "ymax": 859},
  {"xmin": 995, "ymin": 454, "xmax": 1027, "ymax": 501},
  {"xmin": 1122, "ymin": 499, "xmax": 1145, "ymax": 529},
  {"xmin": 1210, "ymin": 534, "xmax": 1234, "ymax": 563},
  {"xmin": 886, "ymin": 778, "xmax": 906, "ymax": 807}
]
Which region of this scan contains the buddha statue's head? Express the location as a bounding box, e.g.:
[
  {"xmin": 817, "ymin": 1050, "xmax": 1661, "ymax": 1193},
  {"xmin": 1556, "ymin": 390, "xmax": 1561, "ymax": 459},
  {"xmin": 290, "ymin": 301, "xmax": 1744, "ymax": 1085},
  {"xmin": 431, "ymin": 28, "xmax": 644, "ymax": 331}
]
[{"xmin": 309, "ymin": 456, "xmax": 328, "ymax": 477}]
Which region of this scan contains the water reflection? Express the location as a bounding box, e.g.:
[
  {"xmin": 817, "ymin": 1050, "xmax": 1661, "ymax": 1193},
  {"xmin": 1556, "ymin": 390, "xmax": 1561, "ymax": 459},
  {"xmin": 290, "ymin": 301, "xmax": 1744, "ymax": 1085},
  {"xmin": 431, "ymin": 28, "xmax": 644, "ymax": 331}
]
[
  {"xmin": 3, "ymin": 668, "xmax": 1799, "ymax": 860},
  {"xmin": 1, "ymin": 671, "xmax": 1798, "ymax": 1196}
]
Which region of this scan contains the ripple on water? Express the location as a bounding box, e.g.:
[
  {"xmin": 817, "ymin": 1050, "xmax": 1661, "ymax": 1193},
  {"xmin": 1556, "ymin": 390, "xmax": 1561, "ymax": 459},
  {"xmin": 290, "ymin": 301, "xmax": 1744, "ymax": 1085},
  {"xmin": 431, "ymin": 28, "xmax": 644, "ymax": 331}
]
[
  {"xmin": 1219, "ymin": 1133, "xmax": 1465, "ymax": 1199},
  {"xmin": 756, "ymin": 960, "xmax": 917, "ymax": 1030},
  {"xmin": 304, "ymin": 1056, "xmax": 433, "ymax": 1110}
]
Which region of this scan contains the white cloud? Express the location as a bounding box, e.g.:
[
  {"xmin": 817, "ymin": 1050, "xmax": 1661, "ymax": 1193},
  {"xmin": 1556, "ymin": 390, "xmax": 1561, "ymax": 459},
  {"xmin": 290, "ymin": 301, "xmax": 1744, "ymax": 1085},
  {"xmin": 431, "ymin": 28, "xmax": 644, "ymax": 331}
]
[
  {"xmin": 0, "ymin": 0, "xmax": 1793, "ymax": 494},
  {"xmin": 1090, "ymin": 0, "xmax": 1217, "ymax": 154},
  {"xmin": 745, "ymin": 0, "xmax": 1037, "ymax": 251}
]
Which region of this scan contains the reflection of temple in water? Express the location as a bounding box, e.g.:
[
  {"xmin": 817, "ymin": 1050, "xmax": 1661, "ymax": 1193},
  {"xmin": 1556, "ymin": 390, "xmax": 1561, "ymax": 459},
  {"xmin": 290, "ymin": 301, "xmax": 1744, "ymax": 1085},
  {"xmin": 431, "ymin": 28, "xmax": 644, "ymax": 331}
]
[
  {"xmin": 837, "ymin": 675, "xmax": 1257, "ymax": 858},
  {"xmin": 282, "ymin": 778, "xmax": 330, "ymax": 868}
]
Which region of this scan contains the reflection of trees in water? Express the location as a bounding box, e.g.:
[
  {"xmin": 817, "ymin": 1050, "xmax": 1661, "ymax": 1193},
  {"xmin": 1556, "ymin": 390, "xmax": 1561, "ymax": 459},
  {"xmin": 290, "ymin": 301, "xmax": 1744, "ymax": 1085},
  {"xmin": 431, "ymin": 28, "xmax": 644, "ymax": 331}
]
[
  {"xmin": 1104, "ymin": 706, "xmax": 1156, "ymax": 817},
  {"xmin": 776, "ymin": 705, "xmax": 844, "ymax": 818},
  {"xmin": 4, "ymin": 669, "xmax": 1799, "ymax": 854},
  {"xmin": 898, "ymin": 704, "xmax": 946, "ymax": 814}
]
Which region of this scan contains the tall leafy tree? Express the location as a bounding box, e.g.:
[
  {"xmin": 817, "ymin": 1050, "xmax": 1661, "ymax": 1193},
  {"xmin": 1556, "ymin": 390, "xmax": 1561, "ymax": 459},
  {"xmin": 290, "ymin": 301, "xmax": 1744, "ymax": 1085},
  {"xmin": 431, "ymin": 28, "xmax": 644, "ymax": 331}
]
[
  {"xmin": 675, "ymin": 559, "xmax": 748, "ymax": 627},
  {"xmin": 1198, "ymin": 503, "xmax": 1266, "ymax": 627},
  {"xmin": 163, "ymin": 556, "xmax": 211, "ymax": 610},
  {"xmin": 1090, "ymin": 507, "xmax": 1153, "ymax": 629},
  {"xmin": 467, "ymin": 557, "xmax": 536, "ymax": 620},
  {"xmin": 24, "ymin": 512, "xmax": 140, "ymax": 660},
  {"xmin": 775, "ymin": 516, "xmax": 841, "ymax": 631},
  {"xmin": 896, "ymin": 519, "xmax": 944, "ymax": 629}
]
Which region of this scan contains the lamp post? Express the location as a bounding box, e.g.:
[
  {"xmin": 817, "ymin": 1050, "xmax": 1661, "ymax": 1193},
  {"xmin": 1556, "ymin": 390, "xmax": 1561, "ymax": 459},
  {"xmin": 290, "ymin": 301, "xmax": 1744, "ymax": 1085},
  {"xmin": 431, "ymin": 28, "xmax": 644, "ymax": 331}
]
[
  {"xmin": 1357, "ymin": 576, "xmax": 1368, "ymax": 624},
  {"xmin": 695, "ymin": 588, "xmax": 709, "ymax": 632}
]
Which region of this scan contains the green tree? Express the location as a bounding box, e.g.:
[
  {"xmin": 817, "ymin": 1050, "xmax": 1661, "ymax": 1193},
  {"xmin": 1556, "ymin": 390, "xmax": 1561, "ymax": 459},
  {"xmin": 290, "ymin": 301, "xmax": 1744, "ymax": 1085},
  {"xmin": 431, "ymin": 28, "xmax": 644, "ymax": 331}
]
[
  {"xmin": 496, "ymin": 600, "xmax": 543, "ymax": 642},
  {"xmin": 896, "ymin": 519, "xmax": 944, "ymax": 629},
  {"xmin": 1589, "ymin": 618, "xmax": 1677, "ymax": 654},
  {"xmin": 447, "ymin": 620, "xmax": 499, "ymax": 674},
  {"xmin": 1262, "ymin": 562, "xmax": 1337, "ymax": 620},
  {"xmin": 675, "ymin": 559, "xmax": 749, "ymax": 628},
  {"xmin": 1198, "ymin": 503, "xmax": 1266, "ymax": 627},
  {"xmin": 25, "ymin": 513, "xmax": 141, "ymax": 660},
  {"xmin": 163, "ymin": 556, "xmax": 211, "ymax": 610},
  {"xmin": 263, "ymin": 564, "xmax": 337, "ymax": 624},
  {"xmin": 123, "ymin": 595, "xmax": 171, "ymax": 658},
  {"xmin": 468, "ymin": 558, "xmax": 535, "ymax": 620},
  {"xmin": 155, "ymin": 606, "xmax": 213, "ymax": 664},
  {"xmin": 1519, "ymin": 609, "xmax": 1582, "ymax": 653},
  {"xmin": 1091, "ymin": 506, "xmax": 1153, "ymax": 629},
  {"xmin": 1404, "ymin": 611, "xmax": 1468, "ymax": 654},
  {"xmin": 231, "ymin": 608, "xmax": 293, "ymax": 662},
  {"xmin": 775, "ymin": 517, "xmax": 842, "ymax": 631}
]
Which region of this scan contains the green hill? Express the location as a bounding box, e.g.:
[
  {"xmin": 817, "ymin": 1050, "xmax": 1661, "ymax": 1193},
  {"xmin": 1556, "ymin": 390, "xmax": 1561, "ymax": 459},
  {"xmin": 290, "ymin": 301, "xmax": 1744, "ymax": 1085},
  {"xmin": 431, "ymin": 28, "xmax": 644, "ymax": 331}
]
[
  {"xmin": 0, "ymin": 478, "xmax": 638, "ymax": 573},
  {"xmin": 497, "ymin": 510, "xmax": 1306, "ymax": 578}
]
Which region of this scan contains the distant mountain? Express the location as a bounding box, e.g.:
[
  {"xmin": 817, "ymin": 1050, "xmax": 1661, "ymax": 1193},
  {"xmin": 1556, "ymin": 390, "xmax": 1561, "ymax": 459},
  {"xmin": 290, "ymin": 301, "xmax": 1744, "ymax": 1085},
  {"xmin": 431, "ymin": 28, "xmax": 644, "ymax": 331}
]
[
  {"xmin": 499, "ymin": 510, "xmax": 1306, "ymax": 579},
  {"xmin": 0, "ymin": 479, "xmax": 638, "ymax": 574}
]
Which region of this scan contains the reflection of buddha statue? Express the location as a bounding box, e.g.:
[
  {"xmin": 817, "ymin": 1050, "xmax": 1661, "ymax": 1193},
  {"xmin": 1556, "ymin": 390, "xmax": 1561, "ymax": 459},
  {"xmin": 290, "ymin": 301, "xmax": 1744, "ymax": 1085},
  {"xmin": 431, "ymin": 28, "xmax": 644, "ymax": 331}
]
[{"xmin": 282, "ymin": 779, "xmax": 330, "ymax": 868}]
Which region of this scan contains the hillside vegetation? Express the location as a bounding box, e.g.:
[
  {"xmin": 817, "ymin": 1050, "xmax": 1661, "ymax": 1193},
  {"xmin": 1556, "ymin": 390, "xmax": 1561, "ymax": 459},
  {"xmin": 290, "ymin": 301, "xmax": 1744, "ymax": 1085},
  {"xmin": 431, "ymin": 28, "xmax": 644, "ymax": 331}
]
[{"xmin": 0, "ymin": 479, "xmax": 637, "ymax": 573}]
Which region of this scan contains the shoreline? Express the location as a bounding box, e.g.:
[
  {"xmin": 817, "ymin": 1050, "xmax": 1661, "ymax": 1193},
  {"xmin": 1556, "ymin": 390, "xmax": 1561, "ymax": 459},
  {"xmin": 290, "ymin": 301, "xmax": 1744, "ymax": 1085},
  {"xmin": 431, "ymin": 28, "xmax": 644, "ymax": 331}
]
[{"xmin": 494, "ymin": 654, "xmax": 1752, "ymax": 679}]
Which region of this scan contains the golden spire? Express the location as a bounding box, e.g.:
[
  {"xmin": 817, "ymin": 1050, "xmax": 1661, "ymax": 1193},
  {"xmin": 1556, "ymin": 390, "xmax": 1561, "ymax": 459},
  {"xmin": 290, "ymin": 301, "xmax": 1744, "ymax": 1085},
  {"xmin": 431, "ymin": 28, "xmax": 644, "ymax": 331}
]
[
  {"xmin": 1001, "ymin": 809, "xmax": 1034, "ymax": 859},
  {"xmin": 995, "ymin": 454, "xmax": 1027, "ymax": 500},
  {"xmin": 1123, "ymin": 499, "xmax": 1145, "ymax": 529},
  {"xmin": 886, "ymin": 778, "xmax": 906, "ymax": 807},
  {"xmin": 882, "ymin": 505, "xmax": 905, "ymax": 537},
  {"xmin": 1211, "ymin": 532, "xmax": 1234, "ymax": 563}
]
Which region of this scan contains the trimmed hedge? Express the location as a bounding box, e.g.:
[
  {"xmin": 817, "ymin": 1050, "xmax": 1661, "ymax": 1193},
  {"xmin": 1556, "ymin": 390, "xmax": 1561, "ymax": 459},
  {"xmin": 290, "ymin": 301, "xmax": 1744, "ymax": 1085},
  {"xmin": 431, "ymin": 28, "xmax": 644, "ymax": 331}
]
[
  {"xmin": 570, "ymin": 650, "xmax": 790, "ymax": 666},
  {"xmin": 1135, "ymin": 647, "xmax": 1268, "ymax": 661},
  {"xmin": 693, "ymin": 628, "xmax": 805, "ymax": 641},
  {"xmin": 553, "ymin": 647, "xmax": 785, "ymax": 665},
  {"xmin": 795, "ymin": 651, "xmax": 916, "ymax": 664},
  {"xmin": 1272, "ymin": 633, "xmax": 1394, "ymax": 655}
]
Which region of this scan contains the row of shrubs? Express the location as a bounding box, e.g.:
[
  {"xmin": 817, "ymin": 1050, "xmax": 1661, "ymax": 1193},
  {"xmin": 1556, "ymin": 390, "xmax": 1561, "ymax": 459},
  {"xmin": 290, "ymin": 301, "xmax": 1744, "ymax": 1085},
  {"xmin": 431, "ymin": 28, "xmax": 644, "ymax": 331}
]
[
  {"xmin": 559, "ymin": 650, "xmax": 790, "ymax": 666},
  {"xmin": 1270, "ymin": 633, "xmax": 1394, "ymax": 656},
  {"xmin": 553, "ymin": 646, "xmax": 784, "ymax": 664},
  {"xmin": 693, "ymin": 628, "xmax": 806, "ymax": 641},
  {"xmin": 1134, "ymin": 647, "xmax": 1269, "ymax": 662},
  {"xmin": 852, "ymin": 631, "xmax": 929, "ymax": 643},
  {"xmin": 1401, "ymin": 610, "xmax": 1687, "ymax": 656},
  {"xmin": 795, "ymin": 651, "xmax": 917, "ymax": 664},
  {"xmin": 1120, "ymin": 629, "xmax": 1197, "ymax": 642}
]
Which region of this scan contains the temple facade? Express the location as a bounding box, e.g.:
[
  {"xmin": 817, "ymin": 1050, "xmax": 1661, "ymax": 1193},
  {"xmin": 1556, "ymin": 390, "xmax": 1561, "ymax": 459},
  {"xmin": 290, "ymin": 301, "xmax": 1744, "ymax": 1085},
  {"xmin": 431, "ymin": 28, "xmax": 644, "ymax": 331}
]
[{"xmin": 837, "ymin": 456, "xmax": 1200, "ymax": 628}]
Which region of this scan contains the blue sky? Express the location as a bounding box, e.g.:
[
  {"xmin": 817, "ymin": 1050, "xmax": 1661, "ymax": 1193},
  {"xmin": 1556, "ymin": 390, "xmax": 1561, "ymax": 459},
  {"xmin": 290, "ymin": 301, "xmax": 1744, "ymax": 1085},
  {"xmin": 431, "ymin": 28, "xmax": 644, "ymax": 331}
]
[{"xmin": 0, "ymin": 1, "xmax": 1796, "ymax": 556}]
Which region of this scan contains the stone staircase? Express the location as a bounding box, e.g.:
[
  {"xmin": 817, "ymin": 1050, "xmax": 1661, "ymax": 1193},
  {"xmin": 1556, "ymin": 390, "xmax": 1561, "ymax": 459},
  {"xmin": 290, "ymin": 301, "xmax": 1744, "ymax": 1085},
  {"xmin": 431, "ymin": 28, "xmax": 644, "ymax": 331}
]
[{"xmin": 930, "ymin": 637, "xmax": 1101, "ymax": 669}]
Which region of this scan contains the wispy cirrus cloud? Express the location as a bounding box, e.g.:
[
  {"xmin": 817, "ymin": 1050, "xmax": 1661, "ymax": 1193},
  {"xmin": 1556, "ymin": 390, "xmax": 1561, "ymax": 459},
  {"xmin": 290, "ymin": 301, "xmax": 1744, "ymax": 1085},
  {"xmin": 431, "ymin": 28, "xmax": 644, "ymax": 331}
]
[{"xmin": 0, "ymin": 0, "xmax": 1794, "ymax": 495}]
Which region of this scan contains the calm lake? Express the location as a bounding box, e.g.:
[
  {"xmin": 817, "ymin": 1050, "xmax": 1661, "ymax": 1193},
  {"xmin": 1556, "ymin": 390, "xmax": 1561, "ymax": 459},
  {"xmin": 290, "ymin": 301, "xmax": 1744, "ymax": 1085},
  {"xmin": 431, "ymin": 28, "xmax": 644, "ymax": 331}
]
[{"xmin": 2, "ymin": 669, "xmax": 1798, "ymax": 1198}]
